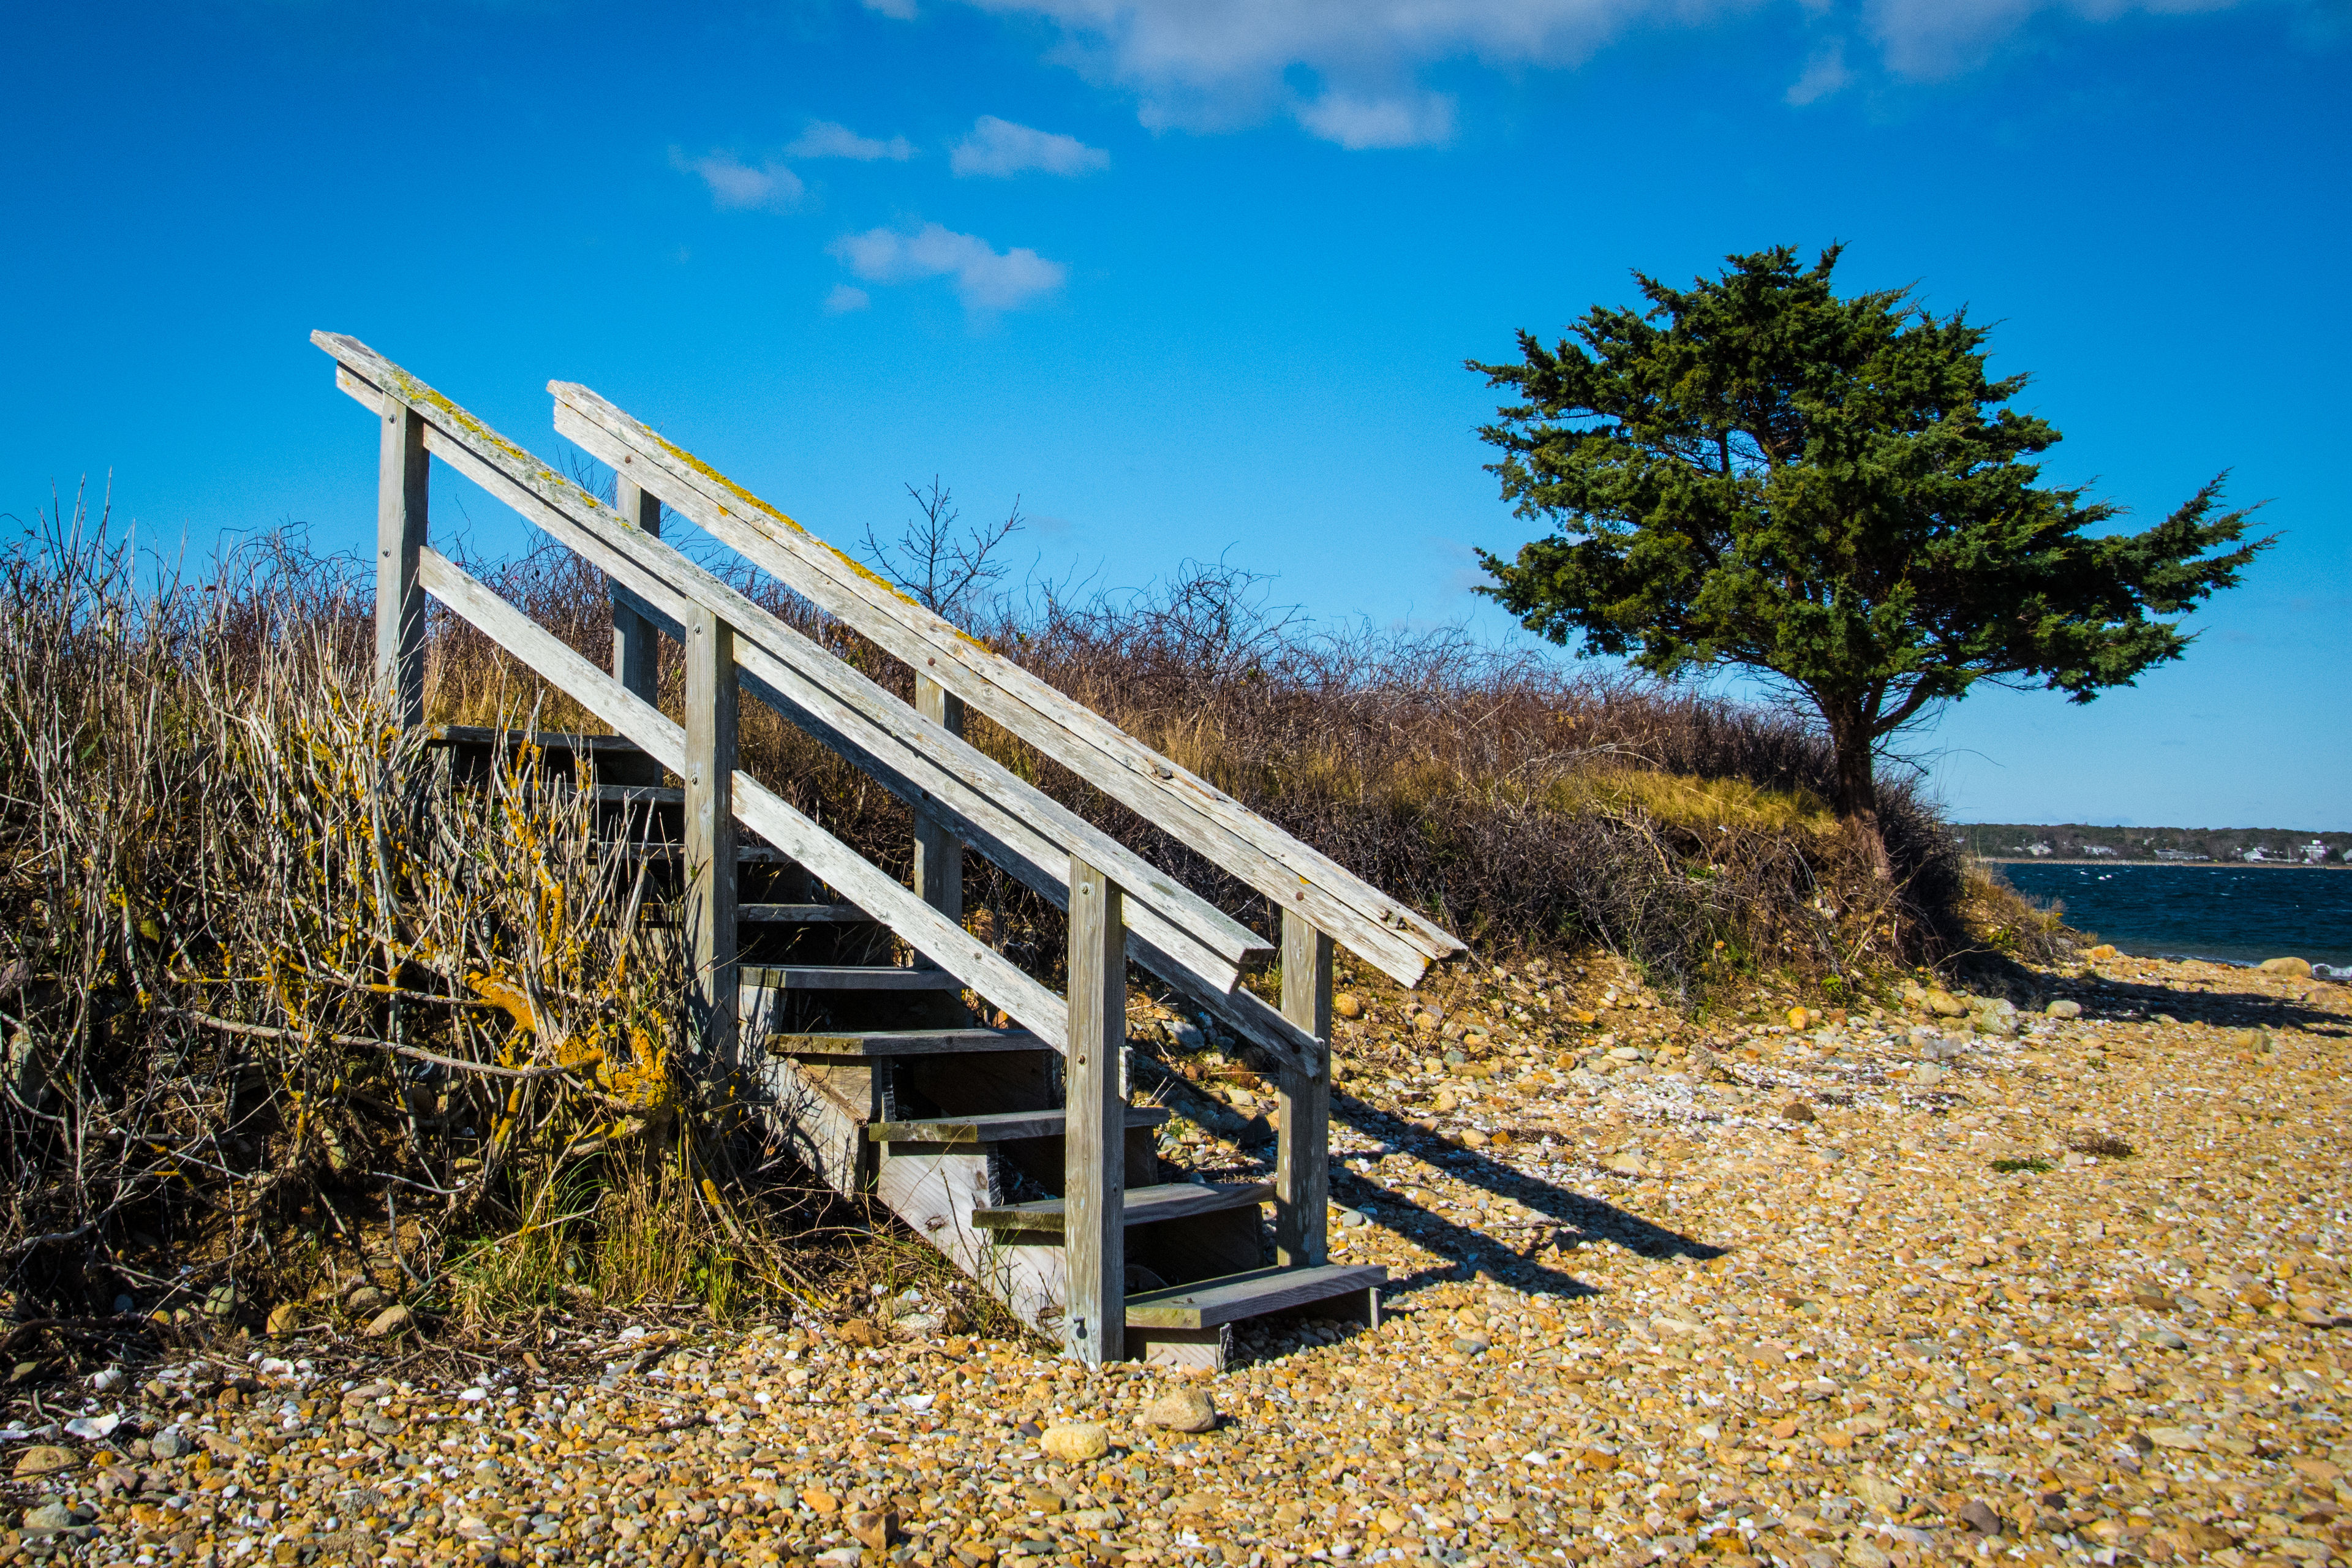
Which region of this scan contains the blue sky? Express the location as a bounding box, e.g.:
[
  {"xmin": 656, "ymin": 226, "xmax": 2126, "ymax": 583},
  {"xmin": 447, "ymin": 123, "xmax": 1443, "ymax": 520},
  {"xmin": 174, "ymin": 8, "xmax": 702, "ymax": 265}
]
[{"xmin": 4, "ymin": 0, "xmax": 2346, "ymax": 829}]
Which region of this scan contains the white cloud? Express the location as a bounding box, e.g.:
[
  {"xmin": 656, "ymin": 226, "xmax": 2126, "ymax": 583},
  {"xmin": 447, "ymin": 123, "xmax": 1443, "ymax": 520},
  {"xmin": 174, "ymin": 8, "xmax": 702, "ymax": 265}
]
[
  {"xmin": 674, "ymin": 149, "xmax": 805, "ymax": 212},
  {"xmin": 956, "ymin": 0, "xmax": 1724, "ymax": 140},
  {"xmin": 786, "ymin": 120, "xmax": 918, "ymax": 161},
  {"xmin": 1784, "ymin": 38, "xmax": 1852, "ymax": 101},
  {"xmin": 1293, "ymin": 88, "xmax": 1456, "ymax": 148},
  {"xmin": 949, "ymin": 116, "xmax": 1112, "ymax": 176},
  {"xmin": 861, "ymin": 0, "xmax": 919, "ymax": 17},
  {"xmin": 826, "ymin": 284, "xmax": 873, "ymax": 314},
  {"xmin": 1865, "ymin": 0, "xmax": 2248, "ymax": 77},
  {"xmin": 943, "ymin": 0, "xmax": 2270, "ymax": 130},
  {"xmin": 829, "ymin": 222, "xmax": 1068, "ymax": 312}
]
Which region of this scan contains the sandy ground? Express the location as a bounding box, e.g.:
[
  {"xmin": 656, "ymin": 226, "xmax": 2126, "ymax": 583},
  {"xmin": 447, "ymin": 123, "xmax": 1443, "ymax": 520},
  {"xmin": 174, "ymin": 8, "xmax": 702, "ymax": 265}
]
[{"xmin": 7, "ymin": 949, "xmax": 2349, "ymax": 1568}]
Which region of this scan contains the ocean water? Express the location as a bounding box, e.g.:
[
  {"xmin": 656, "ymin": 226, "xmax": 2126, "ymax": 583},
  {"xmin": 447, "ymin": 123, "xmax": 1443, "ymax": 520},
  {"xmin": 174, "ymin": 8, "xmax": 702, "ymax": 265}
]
[{"xmin": 1993, "ymin": 862, "xmax": 2352, "ymax": 970}]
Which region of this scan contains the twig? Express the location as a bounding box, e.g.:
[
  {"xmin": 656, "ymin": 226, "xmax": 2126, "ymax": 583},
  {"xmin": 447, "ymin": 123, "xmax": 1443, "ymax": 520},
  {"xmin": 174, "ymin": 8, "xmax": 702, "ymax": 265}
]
[{"xmin": 156, "ymin": 1008, "xmax": 579, "ymax": 1080}]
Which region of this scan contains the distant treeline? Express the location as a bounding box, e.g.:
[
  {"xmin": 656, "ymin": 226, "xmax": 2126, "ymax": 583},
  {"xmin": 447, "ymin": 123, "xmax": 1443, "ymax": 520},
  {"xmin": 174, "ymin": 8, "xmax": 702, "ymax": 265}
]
[{"xmin": 1959, "ymin": 822, "xmax": 2352, "ymax": 865}]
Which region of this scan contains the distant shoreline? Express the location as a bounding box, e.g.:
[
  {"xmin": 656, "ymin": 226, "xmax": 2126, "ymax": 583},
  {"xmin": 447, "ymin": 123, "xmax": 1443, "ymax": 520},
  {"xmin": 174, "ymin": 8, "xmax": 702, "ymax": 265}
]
[{"xmin": 1973, "ymin": 857, "xmax": 2348, "ymax": 870}]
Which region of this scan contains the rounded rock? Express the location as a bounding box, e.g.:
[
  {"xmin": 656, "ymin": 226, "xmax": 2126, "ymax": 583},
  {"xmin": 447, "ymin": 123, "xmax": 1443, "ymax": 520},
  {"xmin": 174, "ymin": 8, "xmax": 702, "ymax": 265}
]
[
  {"xmin": 2258, "ymin": 956, "xmax": 2313, "ymax": 978},
  {"xmin": 1039, "ymin": 1421, "xmax": 1110, "ymax": 1461},
  {"xmin": 1142, "ymin": 1387, "xmax": 1218, "ymax": 1433},
  {"xmin": 2046, "ymin": 999, "xmax": 2082, "ymax": 1019}
]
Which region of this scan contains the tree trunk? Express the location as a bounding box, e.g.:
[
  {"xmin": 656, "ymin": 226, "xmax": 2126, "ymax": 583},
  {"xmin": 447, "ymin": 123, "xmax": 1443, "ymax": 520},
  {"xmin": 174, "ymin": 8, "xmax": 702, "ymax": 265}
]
[{"xmin": 1825, "ymin": 702, "xmax": 1894, "ymax": 882}]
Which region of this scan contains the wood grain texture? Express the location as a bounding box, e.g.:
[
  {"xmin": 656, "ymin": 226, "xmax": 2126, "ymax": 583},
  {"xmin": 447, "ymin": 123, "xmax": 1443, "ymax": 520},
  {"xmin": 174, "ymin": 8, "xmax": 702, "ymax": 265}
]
[
  {"xmin": 1063, "ymin": 856, "xmax": 1125, "ymax": 1365},
  {"xmin": 685, "ymin": 606, "xmax": 740, "ymax": 1067},
  {"xmin": 549, "ymin": 378, "xmax": 1464, "ymax": 987},
  {"xmin": 612, "ymin": 476, "xmax": 663, "ymax": 700},
  {"xmin": 973, "ymin": 1178, "xmax": 1270, "ymax": 1234},
  {"xmin": 1123, "ymin": 1262, "xmax": 1385, "ymax": 1329},
  {"xmin": 737, "ymin": 965, "xmax": 967, "ymax": 991},
  {"xmin": 911, "ymin": 673, "xmax": 965, "ymax": 934},
  {"xmin": 867, "ymin": 1105, "xmax": 1169, "ymax": 1146},
  {"xmin": 411, "ymin": 546, "xmax": 1069, "ymax": 1049},
  {"xmin": 758, "ymin": 1028, "xmax": 1050, "ymax": 1059},
  {"xmin": 1275, "ymin": 911, "xmax": 1333, "ymax": 1267},
  {"xmin": 375, "ymin": 396, "xmax": 428, "ymax": 729}
]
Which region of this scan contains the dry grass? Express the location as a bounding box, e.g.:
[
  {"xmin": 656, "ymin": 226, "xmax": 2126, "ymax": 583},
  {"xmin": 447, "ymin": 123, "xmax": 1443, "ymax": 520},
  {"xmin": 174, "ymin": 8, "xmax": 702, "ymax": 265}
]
[{"xmin": 0, "ymin": 505, "xmax": 2008, "ymax": 1325}]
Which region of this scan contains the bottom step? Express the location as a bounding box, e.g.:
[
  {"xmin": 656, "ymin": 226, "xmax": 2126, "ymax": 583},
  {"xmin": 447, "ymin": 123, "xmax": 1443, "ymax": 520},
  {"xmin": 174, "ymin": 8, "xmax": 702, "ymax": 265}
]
[{"xmin": 1123, "ymin": 1263, "xmax": 1385, "ymax": 1371}]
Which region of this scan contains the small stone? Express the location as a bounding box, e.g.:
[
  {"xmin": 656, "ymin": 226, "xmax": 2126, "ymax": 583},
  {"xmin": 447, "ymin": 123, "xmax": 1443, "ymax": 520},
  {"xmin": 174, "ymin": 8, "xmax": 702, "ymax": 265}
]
[
  {"xmin": 202, "ymin": 1280, "xmax": 246, "ymax": 1319},
  {"xmin": 148, "ymin": 1429, "xmax": 189, "ymax": 1460},
  {"xmin": 815, "ymin": 1549, "xmax": 862, "ymax": 1568},
  {"xmin": 1333, "ymin": 993, "xmax": 1364, "ymax": 1020},
  {"xmin": 21, "ymin": 1501, "xmax": 75, "ymax": 1534},
  {"xmin": 847, "ymin": 1507, "xmax": 897, "ymax": 1548},
  {"xmin": 1843, "ymin": 1537, "xmax": 1892, "ymax": 1568},
  {"xmin": 364, "ymin": 1303, "xmax": 413, "ymax": 1338},
  {"xmin": 1910, "ymin": 1063, "xmax": 1947, "ymax": 1087},
  {"xmin": 2258, "ymin": 957, "xmax": 2313, "ymax": 978},
  {"xmin": 1432, "ymin": 1090, "xmax": 1458, "ymax": 1114},
  {"xmin": 1600, "ymin": 1152, "xmax": 1646, "ymax": 1177},
  {"xmin": 12, "ymin": 1446, "xmax": 75, "ymax": 1477},
  {"xmin": 1926, "ymin": 990, "xmax": 1967, "ymax": 1017},
  {"xmin": 1039, "ymin": 1422, "xmax": 1110, "ymax": 1461},
  {"xmin": 1460, "ymin": 1128, "xmax": 1490, "ymax": 1148},
  {"xmin": 836, "ymin": 1317, "xmax": 884, "ymax": 1349},
  {"xmin": 265, "ymin": 1302, "xmax": 300, "ymax": 1337},
  {"xmin": 1782, "ymin": 1099, "xmax": 1816, "ymax": 1123},
  {"xmin": 801, "ymin": 1487, "xmax": 839, "ymax": 1515},
  {"xmin": 2046, "ymin": 1000, "xmax": 2082, "ymax": 1019},
  {"xmin": 2086, "ymin": 944, "xmax": 2120, "ymax": 961},
  {"xmin": 1147, "ymin": 1392, "xmax": 1223, "ymax": 1438},
  {"xmin": 2142, "ymin": 1425, "xmax": 2204, "ymax": 1450},
  {"xmin": 347, "ymin": 1284, "xmax": 388, "ymax": 1314},
  {"xmin": 1335, "ymin": 1205, "xmax": 1369, "ymax": 1227},
  {"xmin": 1956, "ymin": 1499, "xmax": 2004, "ymax": 1536},
  {"xmin": 1854, "ymin": 1473, "xmax": 1907, "ymax": 1515},
  {"xmin": 1786, "ymin": 1006, "xmax": 1811, "ymax": 1029}
]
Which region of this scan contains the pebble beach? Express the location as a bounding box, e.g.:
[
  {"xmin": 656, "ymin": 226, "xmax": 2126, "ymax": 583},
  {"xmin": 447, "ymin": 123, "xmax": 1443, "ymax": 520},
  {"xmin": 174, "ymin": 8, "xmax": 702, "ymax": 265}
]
[{"xmin": 8, "ymin": 949, "xmax": 2348, "ymax": 1568}]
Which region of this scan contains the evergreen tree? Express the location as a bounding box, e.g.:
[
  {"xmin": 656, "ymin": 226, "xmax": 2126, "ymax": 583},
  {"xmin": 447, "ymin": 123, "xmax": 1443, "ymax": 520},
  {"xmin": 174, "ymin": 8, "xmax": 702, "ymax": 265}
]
[{"xmin": 1470, "ymin": 246, "xmax": 2271, "ymax": 875}]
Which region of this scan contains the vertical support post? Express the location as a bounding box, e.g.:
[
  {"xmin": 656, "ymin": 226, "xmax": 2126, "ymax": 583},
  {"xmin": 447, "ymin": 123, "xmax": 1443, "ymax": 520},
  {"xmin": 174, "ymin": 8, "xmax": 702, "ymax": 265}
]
[
  {"xmin": 1065, "ymin": 856, "xmax": 1125, "ymax": 1365},
  {"xmin": 612, "ymin": 476, "xmax": 663, "ymax": 701},
  {"xmin": 375, "ymin": 400, "xmax": 428, "ymax": 729},
  {"xmin": 685, "ymin": 607, "xmax": 740, "ymax": 1066},
  {"xmin": 911, "ymin": 674, "xmax": 966, "ymax": 930},
  {"xmin": 1275, "ymin": 911, "xmax": 1333, "ymax": 1267}
]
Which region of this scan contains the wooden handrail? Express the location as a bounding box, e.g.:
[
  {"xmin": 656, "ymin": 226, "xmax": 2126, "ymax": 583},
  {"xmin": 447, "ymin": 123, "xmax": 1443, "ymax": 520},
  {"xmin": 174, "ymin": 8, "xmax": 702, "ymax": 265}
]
[
  {"xmin": 314, "ymin": 336, "xmax": 1270, "ymax": 998},
  {"xmin": 415, "ymin": 547, "xmax": 1071, "ymax": 1048},
  {"xmin": 548, "ymin": 380, "xmax": 1464, "ymax": 990}
]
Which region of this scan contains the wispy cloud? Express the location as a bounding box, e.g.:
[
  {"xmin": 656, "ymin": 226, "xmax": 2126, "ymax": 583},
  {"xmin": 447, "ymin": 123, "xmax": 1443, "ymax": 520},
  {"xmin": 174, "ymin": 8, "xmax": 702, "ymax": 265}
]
[
  {"xmin": 1293, "ymin": 88, "xmax": 1455, "ymax": 149},
  {"xmin": 673, "ymin": 149, "xmax": 804, "ymax": 212},
  {"xmin": 1784, "ymin": 39, "xmax": 1852, "ymax": 103},
  {"xmin": 949, "ymin": 116, "xmax": 1112, "ymax": 177},
  {"xmin": 824, "ymin": 284, "xmax": 873, "ymax": 314},
  {"xmin": 829, "ymin": 222, "xmax": 1068, "ymax": 312},
  {"xmin": 861, "ymin": 0, "xmax": 919, "ymax": 17},
  {"xmin": 786, "ymin": 120, "xmax": 917, "ymax": 161},
  {"xmin": 942, "ymin": 0, "xmax": 2269, "ymax": 136}
]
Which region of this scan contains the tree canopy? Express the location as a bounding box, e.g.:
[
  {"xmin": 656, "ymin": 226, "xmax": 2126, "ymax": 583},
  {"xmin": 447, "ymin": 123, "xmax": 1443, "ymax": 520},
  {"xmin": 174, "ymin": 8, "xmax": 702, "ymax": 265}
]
[{"xmin": 1469, "ymin": 244, "xmax": 2270, "ymax": 873}]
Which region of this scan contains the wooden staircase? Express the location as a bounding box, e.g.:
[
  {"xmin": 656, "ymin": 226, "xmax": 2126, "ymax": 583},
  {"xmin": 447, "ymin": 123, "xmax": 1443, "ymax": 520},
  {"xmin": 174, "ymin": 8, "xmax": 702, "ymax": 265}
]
[{"xmin": 318, "ymin": 333, "xmax": 1461, "ymax": 1368}]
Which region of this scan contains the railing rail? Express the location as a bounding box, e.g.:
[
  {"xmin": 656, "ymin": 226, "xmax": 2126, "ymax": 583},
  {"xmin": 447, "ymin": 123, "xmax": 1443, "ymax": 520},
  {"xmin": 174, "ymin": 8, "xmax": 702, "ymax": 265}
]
[
  {"xmin": 315, "ymin": 331, "xmax": 1460, "ymax": 1360},
  {"xmin": 551, "ymin": 380, "xmax": 1465, "ymax": 991}
]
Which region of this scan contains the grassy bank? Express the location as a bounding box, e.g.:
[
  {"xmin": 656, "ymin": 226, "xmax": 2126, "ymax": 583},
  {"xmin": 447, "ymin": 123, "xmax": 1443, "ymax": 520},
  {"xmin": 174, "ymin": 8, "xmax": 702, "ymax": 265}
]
[{"xmin": 0, "ymin": 503, "xmax": 2009, "ymax": 1331}]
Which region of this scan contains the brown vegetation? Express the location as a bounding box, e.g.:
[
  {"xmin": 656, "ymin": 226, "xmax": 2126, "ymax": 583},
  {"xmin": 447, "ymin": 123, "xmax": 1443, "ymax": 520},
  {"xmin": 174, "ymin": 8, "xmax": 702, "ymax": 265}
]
[{"xmin": 0, "ymin": 499, "xmax": 1999, "ymax": 1329}]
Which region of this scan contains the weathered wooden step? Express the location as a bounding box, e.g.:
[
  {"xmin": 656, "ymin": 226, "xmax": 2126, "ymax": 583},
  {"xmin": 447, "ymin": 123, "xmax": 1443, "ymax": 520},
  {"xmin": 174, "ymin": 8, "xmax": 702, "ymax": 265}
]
[
  {"xmin": 424, "ymin": 723, "xmax": 652, "ymax": 761},
  {"xmin": 765, "ymin": 1027, "xmax": 1052, "ymax": 1059},
  {"xmin": 1124, "ymin": 1263, "xmax": 1385, "ymax": 1330},
  {"xmin": 742, "ymin": 964, "xmax": 964, "ymax": 992},
  {"xmin": 973, "ymin": 1180, "xmax": 1268, "ymax": 1235},
  {"xmin": 650, "ymin": 902, "xmax": 873, "ymax": 927},
  {"xmin": 869, "ymin": 1106, "xmax": 1169, "ymax": 1147}
]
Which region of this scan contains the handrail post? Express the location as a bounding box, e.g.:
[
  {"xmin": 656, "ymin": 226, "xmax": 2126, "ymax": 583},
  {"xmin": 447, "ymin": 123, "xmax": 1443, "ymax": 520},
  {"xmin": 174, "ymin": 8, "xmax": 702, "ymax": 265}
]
[
  {"xmin": 685, "ymin": 607, "xmax": 740, "ymax": 1066},
  {"xmin": 376, "ymin": 400, "xmax": 428, "ymax": 728},
  {"xmin": 612, "ymin": 477, "xmax": 662, "ymax": 701},
  {"xmin": 1275, "ymin": 911, "xmax": 1332, "ymax": 1267},
  {"xmin": 911, "ymin": 674, "xmax": 965, "ymax": 938},
  {"xmin": 1065, "ymin": 856, "xmax": 1125, "ymax": 1364}
]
